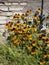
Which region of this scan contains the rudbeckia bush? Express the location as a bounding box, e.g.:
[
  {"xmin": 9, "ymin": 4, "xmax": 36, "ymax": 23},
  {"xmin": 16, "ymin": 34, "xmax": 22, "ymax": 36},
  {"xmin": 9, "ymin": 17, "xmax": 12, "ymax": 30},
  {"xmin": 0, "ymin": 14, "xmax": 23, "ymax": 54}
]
[{"xmin": 0, "ymin": 9, "xmax": 49, "ymax": 65}]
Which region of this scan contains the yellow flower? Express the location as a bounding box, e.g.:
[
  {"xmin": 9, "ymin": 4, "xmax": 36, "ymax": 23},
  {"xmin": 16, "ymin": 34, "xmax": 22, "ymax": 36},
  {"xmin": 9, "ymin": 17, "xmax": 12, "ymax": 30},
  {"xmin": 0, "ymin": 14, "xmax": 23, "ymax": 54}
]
[
  {"xmin": 5, "ymin": 23, "xmax": 8, "ymax": 29},
  {"xmin": 17, "ymin": 14, "xmax": 21, "ymax": 18},
  {"xmin": 36, "ymin": 8, "xmax": 41, "ymax": 13},
  {"xmin": 16, "ymin": 25, "xmax": 20, "ymax": 30},
  {"xmin": 27, "ymin": 33, "xmax": 32, "ymax": 38},
  {"xmin": 27, "ymin": 45, "xmax": 32, "ymax": 50},
  {"xmin": 25, "ymin": 11, "xmax": 30, "ymax": 16},
  {"xmin": 22, "ymin": 30, "xmax": 25, "ymax": 34},
  {"xmin": 9, "ymin": 29, "xmax": 15, "ymax": 34},
  {"xmin": 27, "ymin": 33, "xmax": 33, "ymax": 40},
  {"xmin": 26, "ymin": 26, "xmax": 30, "ymax": 31},
  {"xmin": 5, "ymin": 25, "xmax": 11, "ymax": 30},
  {"xmin": 5, "ymin": 22, "xmax": 13, "ymax": 29},
  {"xmin": 17, "ymin": 40, "xmax": 21, "ymax": 45},
  {"xmin": 9, "ymin": 31, "xmax": 14, "ymax": 34},
  {"xmin": 22, "ymin": 22, "xmax": 26, "ymax": 27},
  {"xmin": 37, "ymin": 45, "xmax": 41, "ymax": 49},
  {"xmin": 18, "ymin": 29, "xmax": 22, "ymax": 34},
  {"xmin": 21, "ymin": 14, "xmax": 26, "ymax": 19},
  {"xmin": 23, "ymin": 36, "xmax": 27, "ymax": 40},
  {"xmin": 32, "ymin": 41, "xmax": 36, "ymax": 46},
  {"xmin": 8, "ymin": 21, "xmax": 13, "ymax": 25},
  {"xmin": 44, "ymin": 51, "xmax": 47, "ymax": 58},
  {"xmin": 40, "ymin": 60, "xmax": 45, "ymax": 65},
  {"xmin": 45, "ymin": 39, "xmax": 49, "ymax": 44},
  {"xmin": 44, "ymin": 54, "xmax": 47, "ymax": 58},
  {"xmin": 14, "ymin": 14, "xmax": 17, "ymax": 17},
  {"xmin": 12, "ymin": 16, "xmax": 17, "ymax": 20},
  {"xmin": 25, "ymin": 10, "xmax": 32, "ymax": 16},
  {"xmin": 16, "ymin": 21, "xmax": 20, "ymax": 25},
  {"xmin": 8, "ymin": 26, "xmax": 13, "ymax": 30},
  {"xmin": 42, "ymin": 37, "xmax": 47, "ymax": 40},
  {"xmin": 11, "ymin": 36, "xmax": 16, "ymax": 41},
  {"xmin": 14, "ymin": 39, "xmax": 21, "ymax": 45},
  {"xmin": 37, "ymin": 20, "xmax": 40, "ymax": 24},
  {"xmin": 36, "ymin": 32, "xmax": 40, "ymax": 37},
  {"xmin": 13, "ymin": 18, "xmax": 17, "ymax": 20},
  {"xmin": 14, "ymin": 39, "xmax": 18, "ymax": 43},
  {"xmin": 42, "ymin": 34, "xmax": 47, "ymax": 40},
  {"xmin": 47, "ymin": 54, "xmax": 49, "ymax": 58},
  {"xmin": 31, "ymin": 50, "xmax": 36, "ymax": 55},
  {"xmin": 28, "ymin": 37, "xmax": 32, "ymax": 40},
  {"xmin": 32, "ymin": 26, "xmax": 37, "ymax": 31},
  {"xmin": 12, "ymin": 14, "xmax": 21, "ymax": 20},
  {"xmin": 23, "ymin": 27, "xmax": 27, "ymax": 32},
  {"xmin": 13, "ymin": 25, "xmax": 17, "ymax": 29},
  {"xmin": 38, "ymin": 39, "xmax": 43, "ymax": 43},
  {"xmin": 33, "ymin": 15, "xmax": 38, "ymax": 20},
  {"xmin": 47, "ymin": 44, "xmax": 49, "ymax": 47}
]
